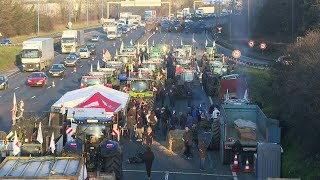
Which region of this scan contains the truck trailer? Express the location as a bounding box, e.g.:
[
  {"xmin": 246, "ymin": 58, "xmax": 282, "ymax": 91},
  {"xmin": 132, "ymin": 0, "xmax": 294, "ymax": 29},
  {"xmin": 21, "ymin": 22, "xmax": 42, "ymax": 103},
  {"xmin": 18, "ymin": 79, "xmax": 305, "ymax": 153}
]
[
  {"xmin": 61, "ymin": 30, "xmax": 85, "ymax": 53},
  {"xmin": 21, "ymin": 38, "xmax": 54, "ymax": 72}
]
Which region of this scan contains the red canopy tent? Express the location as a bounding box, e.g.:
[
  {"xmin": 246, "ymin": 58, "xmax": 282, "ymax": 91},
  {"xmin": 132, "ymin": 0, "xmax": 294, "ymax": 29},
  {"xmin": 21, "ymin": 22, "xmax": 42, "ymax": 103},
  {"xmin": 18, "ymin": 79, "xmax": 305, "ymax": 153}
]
[{"xmin": 77, "ymin": 92, "xmax": 122, "ymax": 112}]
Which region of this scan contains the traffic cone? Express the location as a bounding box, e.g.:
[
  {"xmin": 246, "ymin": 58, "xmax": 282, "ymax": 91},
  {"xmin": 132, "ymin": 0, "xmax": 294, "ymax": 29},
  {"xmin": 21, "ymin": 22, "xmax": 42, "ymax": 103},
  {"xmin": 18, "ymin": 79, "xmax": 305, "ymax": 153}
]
[
  {"xmin": 52, "ymin": 81, "xmax": 55, "ymax": 87},
  {"xmin": 73, "ymin": 67, "xmax": 76, "ymax": 73},
  {"xmin": 244, "ymin": 159, "xmax": 251, "ymax": 173},
  {"xmin": 232, "ymin": 154, "xmax": 240, "ymax": 172}
]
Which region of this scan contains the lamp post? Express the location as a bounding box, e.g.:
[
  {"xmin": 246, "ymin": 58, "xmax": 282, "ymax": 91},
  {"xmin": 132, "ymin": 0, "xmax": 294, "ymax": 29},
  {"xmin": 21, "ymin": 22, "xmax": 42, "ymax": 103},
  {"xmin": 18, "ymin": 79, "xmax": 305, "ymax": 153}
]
[
  {"xmin": 37, "ymin": 0, "xmax": 40, "ymax": 36},
  {"xmin": 101, "ymin": 0, "xmax": 104, "ymax": 19},
  {"xmin": 86, "ymin": 0, "xmax": 89, "ymax": 26}
]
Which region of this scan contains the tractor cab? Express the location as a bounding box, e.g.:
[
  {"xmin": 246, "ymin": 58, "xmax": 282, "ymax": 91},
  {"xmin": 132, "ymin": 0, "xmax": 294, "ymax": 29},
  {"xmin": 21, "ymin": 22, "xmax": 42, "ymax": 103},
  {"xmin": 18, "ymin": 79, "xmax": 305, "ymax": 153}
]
[
  {"xmin": 175, "ymin": 69, "xmax": 195, "ymax": 98},
  {"xmin": 205, "ymin": 46, "xmax": 218, "ymax": 55},
  {"xmin": 117, "ymin": 54, "xmax": 136, "ymax": 65},
  {"xmin": 80, "ymin": 75, "xmax": 112, "ymax": 89},
  {"xmin": 127, "ymin": 72, "xmax": 156, "ymax": 98},
  {"xmin": 121, "ymin": 46, "xmax": 136, "ymax": 55},
  {"xmin": 221, "ymin": 74, "xmax": 240, "ymax": 80},
  {"xmin": 207, "ymin": 61, "xmax": 228, "ymax": 76},
  {"xmin": 153, "ymin": 43, "xmax": 171, "ymax": 56},
  {"xmin": 181, "ymin": 44, "xmax": 195, "ymax": 57}
]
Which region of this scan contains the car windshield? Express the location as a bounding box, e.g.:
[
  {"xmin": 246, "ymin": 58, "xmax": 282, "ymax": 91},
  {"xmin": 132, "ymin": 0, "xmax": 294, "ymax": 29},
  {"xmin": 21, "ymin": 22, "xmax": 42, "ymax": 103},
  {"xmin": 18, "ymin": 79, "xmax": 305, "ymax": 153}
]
[
  {"xmin": 70, "ymin": 53, "xmax": 78, "ymax": 57},
  {"xmin": 62, "ymin": 38, "xmax": 75, "ymax": 43},
  {"xmin": 30, "ymin": 73, "xmax": 44, "ymax": 78},
  {"xmin": 80, "ymin": 48, "xmax": 88, "ymax": 52},
  {"xmin": 132, "ymin": 80, "xmax": 149, "ymax": 92},
  {"xmin": 0, "ymin": 76, "xmax": 5, "ymax": 82},
  {"xmin": 52, "ymin": 64, "xmax": 64, "ymax": 69},
  {"xmin": 77, "ymin": 124, "xmax": 107, "ymax": 143},
  {"xmin": 83, "ymin": 77, "xmax": 102, "ymax": 86},
  {"xmin": 66, "ymin": 56, "xmax": 76, "ymax": 61},
  {"xmin": 92, "ymin": 35, "xmax": 98, "ymax": 39},
  {"xmin": 21, "ymin": 50, "xmax": 40, "ymax": 58},
  {"xmin": 108, "ymin": 31, "xmax": 116, "ymax": 35}
]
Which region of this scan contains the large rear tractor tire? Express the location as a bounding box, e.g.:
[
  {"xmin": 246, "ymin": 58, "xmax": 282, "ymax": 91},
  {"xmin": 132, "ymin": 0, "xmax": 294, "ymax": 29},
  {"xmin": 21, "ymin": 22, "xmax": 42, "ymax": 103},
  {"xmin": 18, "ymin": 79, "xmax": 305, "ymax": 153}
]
[
  {"xmin": 210, "ymin": 119, "xmax": 220, "ymax": 150},
  {"xmin": 206, "ymin": 76, "xmax": 219, "ymax": 96},
  {"xmin": 103, "ymin": 151, "xmax": 122, "ymax": 180}
]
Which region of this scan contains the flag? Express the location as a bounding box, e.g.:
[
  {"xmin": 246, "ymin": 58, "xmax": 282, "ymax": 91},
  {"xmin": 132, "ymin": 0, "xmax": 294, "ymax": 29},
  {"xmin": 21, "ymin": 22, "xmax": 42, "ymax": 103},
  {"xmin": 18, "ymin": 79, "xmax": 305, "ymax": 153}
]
[
  {"xmin": 84, "ymin": 164, "xmax": 88, "ymax": 180},
  {"xmin": 180, "ymin": 39, "xmax": 183, "ymax": 46},
  {"xmin": 225, "ymin": 89, "xmax": 230, "ymax": 101},
  {"xmin": 13, "ymin": 131, "xmax": 20, "ymax": 156},
  {"xmin": 137, "ymin": 42, "xmax": 140, "ymax": 54},
  {"xmin": 171, "ymin": 39, "xmax": 174, "ymax": 47},
  {"xmin": 97, "ymin": 61, "xmax": 100, "ymax": 70},
  {"xmin": 130, "ymin": 39, "xmax": 133, "ymax": 46},
  {"xmin": 152, "ymin": 39, "xmax": 154, "ymax": 46},
  {"xmin": 49, "ymin": 132, "xmax": 55, "ymax": 154},
  {"xmin": 90, "ymin": 64, "xmax": 93, "ymax": 73},
  {"xmin": 146, "ymin": 40, "xmax": 149, "ymax": 47},
  {"xmin": 60, "ymin": 96, "xmax": 65, "ymax": 114},
  {"xmin": 213, "ymin": 40, "xmax": 216, "ymax": 47},
  {"xmin": 244, "ymin": 89, "xmax": 249, "ymax": 101},
  {"xmin": 192, "ymin": 33, "xmax": 196, "ymax": 43},
  {"xmin": 37, "ymin": 122, "xmax": 43, "ymax": 144},
  {"xmin": 120, "ymin": 41, "xmax": 124, "ymax": 52},
  {"xmin": 12, "ymin": 93, "xmax": 17, "ymax": 125},
  {"xmin": 205, "ymin": 39, "xmax": 208, "ymax": 47},
  {"xmin": 115, "ymin": 49, "xmax": 118, "ymax": 57}
]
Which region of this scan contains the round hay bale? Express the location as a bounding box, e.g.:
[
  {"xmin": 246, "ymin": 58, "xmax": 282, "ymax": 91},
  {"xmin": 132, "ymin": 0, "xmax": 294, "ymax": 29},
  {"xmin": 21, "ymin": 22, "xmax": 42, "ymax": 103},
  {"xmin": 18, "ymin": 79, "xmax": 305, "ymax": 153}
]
[{"xmin": 167, "ymin": 129, "xmax": 185, "ymax": 153}]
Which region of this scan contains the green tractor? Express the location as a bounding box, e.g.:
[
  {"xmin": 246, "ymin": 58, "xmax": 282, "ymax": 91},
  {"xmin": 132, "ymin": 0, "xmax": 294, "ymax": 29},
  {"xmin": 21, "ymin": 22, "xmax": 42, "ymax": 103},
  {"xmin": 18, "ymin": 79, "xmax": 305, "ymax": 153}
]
[
  {"xmin": 140, "ymin": 59, "xmax": 167, "ymax": 85},
  {"xmin": 127, "ymin": 72, "xmax": 157, "ymax": 111},
  {"xmin": 153, "ymin": 43, "xmax": 171, "ymax": 56},
  {"xmin": 174, "ymin": 69, "xmax": 196, "ymax": 98},
  {"xmin": 63, "ymin": 118, "xmax": 122, "ymax": 179}
]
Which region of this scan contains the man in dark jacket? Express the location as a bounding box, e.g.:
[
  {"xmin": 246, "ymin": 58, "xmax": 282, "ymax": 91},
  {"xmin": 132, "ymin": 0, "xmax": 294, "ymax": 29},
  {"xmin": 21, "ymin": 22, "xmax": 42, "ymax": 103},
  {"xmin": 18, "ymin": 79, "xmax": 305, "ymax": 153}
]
[
  {"xmin": 143, "ymin": 147, "xmax": 155, "ymax": 180},
  {"xmin": 182, "ymin": 127, "xmax": 193, "ymax": 159}
]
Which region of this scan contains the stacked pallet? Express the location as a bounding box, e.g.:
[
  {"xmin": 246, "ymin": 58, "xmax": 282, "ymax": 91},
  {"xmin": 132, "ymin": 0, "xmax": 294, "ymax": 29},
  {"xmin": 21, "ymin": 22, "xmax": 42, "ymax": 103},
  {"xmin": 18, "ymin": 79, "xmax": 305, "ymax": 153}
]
[{"xmin": 167, "ymin": 129, "xmax": 185, "ymax": 152}]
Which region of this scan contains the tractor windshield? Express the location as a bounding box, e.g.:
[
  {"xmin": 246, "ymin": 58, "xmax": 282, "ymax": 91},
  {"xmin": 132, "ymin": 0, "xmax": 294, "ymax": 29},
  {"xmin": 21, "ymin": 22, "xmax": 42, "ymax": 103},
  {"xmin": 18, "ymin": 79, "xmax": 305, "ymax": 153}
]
[
  {"xmin": 183, "ymin": 72, "xmax": 194, "ymax": 82},
  {"xmin": 132, "ymin": 80, "xmax": 149, "ymax": 92},
  {"xmin": 119, "ymin": 56, "xmax": 130, "ymax": 64},
  {"xmin": 144, "ymin": 64, "xmax": 156, "ymax": 71},
  {"xmin": 77, "ymin": 124, "xmax": 107, "ymax": 143}
]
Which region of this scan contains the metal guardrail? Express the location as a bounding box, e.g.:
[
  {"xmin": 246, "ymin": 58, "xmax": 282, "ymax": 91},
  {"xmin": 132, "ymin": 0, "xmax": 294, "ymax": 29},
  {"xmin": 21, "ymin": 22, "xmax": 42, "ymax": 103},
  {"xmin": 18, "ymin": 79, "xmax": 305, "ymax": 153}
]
[{"xmin": 226, "ymin": 56, "xmax": 271, "ymax": 70}]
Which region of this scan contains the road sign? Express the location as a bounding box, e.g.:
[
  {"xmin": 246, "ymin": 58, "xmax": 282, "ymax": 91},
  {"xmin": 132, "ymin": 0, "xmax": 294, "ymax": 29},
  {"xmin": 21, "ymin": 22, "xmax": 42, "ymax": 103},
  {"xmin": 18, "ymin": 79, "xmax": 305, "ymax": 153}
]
[
  {"xmin": 217, "ymin": 26, "xmax": 222, "ymax": 33},
  {"xmin": 260, "ymin": 42, "xmax": 267, "ymax": 50},
  {"xmin": 232, "ymin": 50, "xmax": 241, "ymax": 59},
  {"xmin": 248, "ymin": 40, "xmax": 255, "ymax": 48}
]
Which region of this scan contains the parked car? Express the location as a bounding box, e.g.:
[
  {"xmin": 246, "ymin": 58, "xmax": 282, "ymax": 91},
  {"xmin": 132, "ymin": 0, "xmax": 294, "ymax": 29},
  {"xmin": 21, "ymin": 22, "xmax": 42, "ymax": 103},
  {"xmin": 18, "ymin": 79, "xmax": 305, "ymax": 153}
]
[
  {"xmin": 86, "ymin": 44, "xmax": 96, "ymax": 55},
  {"xmin": 79, "ymin": 47, "xmax": 90, "ymax": 58},
  {"xmin": 140, "ymin": 21, "xmax": 146, "ymax": 27},
  {"xmin": 122, "ymin": 27, "xmax": 129, "ymax": 34},
  {"xmin": 27, "ymin": 72, "xmax": 48, "ymax": 87},
  {"xmin": 117, "ymin": 30, "xmax": 122, "ymax": 38},
  {"xmin": 91, "ymin": 35, "xmax": 100, "ymax": 42},
  {"xmin": 64, "ymin": 56, "xmax": 80, "ymax": 67},
  {"xmin": 0, "ymin": 75, "xmax": 9, "ymax": 90},
  {"xmin": 69, "ymin": 52, "xmax": 81, "ymax": 61},
  {"xmin": 133, "ymin": 22, "xmax": 139, "ymax": 28},
  {"xmin": 48, "ymin": 64, "xmax": 66, "ymax": 77},
  {"xmin": 0, "ymin": 39, "xmax": 12, "ymax": 45}
]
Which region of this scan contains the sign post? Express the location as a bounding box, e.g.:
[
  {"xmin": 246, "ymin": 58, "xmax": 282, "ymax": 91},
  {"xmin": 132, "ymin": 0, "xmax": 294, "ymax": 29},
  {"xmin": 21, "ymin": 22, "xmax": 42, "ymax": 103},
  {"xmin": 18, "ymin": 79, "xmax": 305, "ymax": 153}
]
[{"xmin": 259, "ymin": 42, "xmax": 267, "ymax": 54}]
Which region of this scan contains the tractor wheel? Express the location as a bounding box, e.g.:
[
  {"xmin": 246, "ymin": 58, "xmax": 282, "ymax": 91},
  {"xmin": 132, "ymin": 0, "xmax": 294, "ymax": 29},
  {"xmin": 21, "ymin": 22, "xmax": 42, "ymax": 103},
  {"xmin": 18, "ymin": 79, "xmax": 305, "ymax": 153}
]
[
  {"xmin": 175, "ymin": 85, "xmax": 185, "ymax": 97},
  {"xmin": 206, "ymin": 76, "xmax": 219, "ymax": 96},
  {"xmin": 209, "ymin": 119, "xmax": 220, "ymax": 150},
  {"xmin": 103, "ymin": 151, "xmax": 122, "ymax": 180}
]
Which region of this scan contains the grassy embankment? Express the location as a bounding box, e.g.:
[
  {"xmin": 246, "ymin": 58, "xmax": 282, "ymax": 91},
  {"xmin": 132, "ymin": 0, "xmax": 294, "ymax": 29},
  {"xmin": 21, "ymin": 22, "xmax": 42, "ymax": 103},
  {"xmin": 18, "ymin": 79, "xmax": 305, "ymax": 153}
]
[
  {"xmin": 0, "ymin": 21, "xmax": 100, "ymax": 72},
  {"xmin": 242, "ymin": 67, "xmax": 319, "ymax": 179}
]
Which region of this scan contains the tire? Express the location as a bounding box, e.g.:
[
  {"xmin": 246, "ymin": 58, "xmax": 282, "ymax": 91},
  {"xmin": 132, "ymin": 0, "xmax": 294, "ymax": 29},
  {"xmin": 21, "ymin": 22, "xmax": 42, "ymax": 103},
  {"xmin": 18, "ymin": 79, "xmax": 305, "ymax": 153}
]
[
  {"xmin": 210, "ymin": 120, "xmax": 220, "ymax": 150},
  {"xmin": 206, "ymin": 76, "xmax": 219, "ymax": 96},
  {"xmin": 103, "ymin": 151, "xmax": 122, "ymax": 180}
]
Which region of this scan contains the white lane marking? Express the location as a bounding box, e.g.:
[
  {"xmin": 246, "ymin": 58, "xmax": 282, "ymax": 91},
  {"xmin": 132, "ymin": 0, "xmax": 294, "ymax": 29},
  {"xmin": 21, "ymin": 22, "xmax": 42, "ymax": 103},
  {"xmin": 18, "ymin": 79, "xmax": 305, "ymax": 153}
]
[
  {"xmin": 60, "ymin": 78, "xmax": 64, "ymax": 80},
  {"xmin": 31, "ymin": 96, "xmax": 36, "ymax": 99},
  {"xmin": 47, "ymin": 86, "xmax": 51, "ymax": 89},
  {"xmin": 202, "ymin": 85, "xmax": 204, "ymax": 91},
  {"xmin": 71, "ymin": 71, "xmax": 74, "ymax": 74},
  {"xmin": 0, "ymin": 96, "xmax": 2, "ymax": 98},
  {"xmin": 80, "ymin": 65, "xmax": 83, "ymax": 68},
  {"xmin": 14, "ymin": 87, "xmax": 20, "ymax": 90},
  {"xmin": 230, "ymin": 165, "xmax": 238, "ymax": 180},
  {"xmin": 209, "ymin": 96, "xmax": 213, "ymax": 105},
  {"xmin": 165, "ymin": 171, "xmax": 169, "ymax": 180},
  {"xmin": 123, "ymin": 169, "xmax": 234, "ymax": 177}
]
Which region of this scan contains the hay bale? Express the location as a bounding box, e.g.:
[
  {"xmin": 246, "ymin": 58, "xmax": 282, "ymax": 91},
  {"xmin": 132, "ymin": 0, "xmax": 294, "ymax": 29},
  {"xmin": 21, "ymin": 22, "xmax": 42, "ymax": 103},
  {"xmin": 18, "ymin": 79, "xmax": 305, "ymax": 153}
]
[
  {"xmin": 237, "ymin": 128, "xmax": 256, "ymax": 141},
  {"xmin": 167, "ymin": 129, "xmax": 185, "ymax": 153}
]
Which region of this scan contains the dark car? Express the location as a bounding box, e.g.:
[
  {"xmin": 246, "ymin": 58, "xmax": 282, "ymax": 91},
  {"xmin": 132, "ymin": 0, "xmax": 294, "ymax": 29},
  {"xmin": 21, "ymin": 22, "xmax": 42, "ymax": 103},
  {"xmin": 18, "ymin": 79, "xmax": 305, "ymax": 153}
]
[
  {"xmin": 64, "ymin": 55, "xmax": 80, "ymax": 67},
  {"xmin": 91, "ymin": 35, "xmax": 100, "ymax": 42},
  {"xmin": 0, "ymin": 39, "xmax": 12, "ymax": 45},
  {"xmin": 161, "ymin": 22, "xmax": 173, "ymax": 32},
  {"xmin": 122, "ymin": 26, "xmax": 129, "ymax": 34},
  {"xmin": 49, "ymin": 64, "xmax": 66, "ymax": 77},
  {"xmin": 27, "ymin": 72, "xmax": 48, "ymax": 87},
  {"xmin": 69, "ymin": 52, "xmax": 81, "ymax": 61},
  {"xmin": 86, "ymin": 44, "xmax": 96, "ymax": 55},
  {"xmin": 0, "ymin": 75, "xmax": 9, "ymax": 90}
]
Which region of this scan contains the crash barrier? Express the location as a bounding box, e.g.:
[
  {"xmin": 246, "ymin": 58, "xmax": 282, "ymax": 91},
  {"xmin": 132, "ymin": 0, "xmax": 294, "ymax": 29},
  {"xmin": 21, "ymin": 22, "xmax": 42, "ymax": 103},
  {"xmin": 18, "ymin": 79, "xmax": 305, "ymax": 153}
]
[
  {"xmin": 226, "ymin": 56, "xmax": 271, "ymax": 70},
  {"xmin": 0, "ymin": 43, "xmax": 22, "ymax": 46}
]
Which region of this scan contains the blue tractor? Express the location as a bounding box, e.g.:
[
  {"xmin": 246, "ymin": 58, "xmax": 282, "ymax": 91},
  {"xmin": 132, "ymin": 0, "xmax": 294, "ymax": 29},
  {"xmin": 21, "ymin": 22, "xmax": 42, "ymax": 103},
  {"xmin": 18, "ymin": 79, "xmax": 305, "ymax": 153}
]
[{"xmin": 63, "ymin": 118, "xmax": 122, "ymax": 179}]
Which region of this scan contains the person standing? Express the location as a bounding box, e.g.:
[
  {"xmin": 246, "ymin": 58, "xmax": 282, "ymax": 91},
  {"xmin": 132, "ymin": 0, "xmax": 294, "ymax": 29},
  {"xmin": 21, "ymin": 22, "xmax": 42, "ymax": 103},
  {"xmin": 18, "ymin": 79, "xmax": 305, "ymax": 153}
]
[
  {"xmin": 145, "ymin": 126, "xmax": 154, "ymax": 147},
  {"xmin": 182, "ymin": 127, "xmax": 193, "ymax": 159},
  {"xmin": 127, "ymin": 114, "xmax": 135, "ymax": 141},
  {"xmin": 198, "ymin": 140, "xmax": 207, "ymax": 171},
  {"xmin": 159, "ymin": 87, "xmax": 166, "ymax": 107},
  {"xmin": 169, "ymin": 85, "xmax": 176, "ymax": 107},
  {"xmin": 143, "ymin": 147, "xmax": 155, "ymax": 180},
  {"xmin": 148, "ymin": 110, "xmax": 158, "ymax": 134},
  {"xmin": 136, "ymin": 110, "xmax": 144, "ymax": 141}
]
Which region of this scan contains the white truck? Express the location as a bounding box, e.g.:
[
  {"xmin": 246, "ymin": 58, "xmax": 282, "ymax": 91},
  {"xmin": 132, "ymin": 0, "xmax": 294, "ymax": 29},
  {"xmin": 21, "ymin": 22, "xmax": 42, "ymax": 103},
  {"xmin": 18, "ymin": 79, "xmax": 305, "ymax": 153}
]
[
  {"xmin": 107, "ymin": 25, "xmax": 118, "ymax": 40},
  {"xmin": 128, "ymin": 15, "xmax": 141, "ymax": 24},
  {"xmin": 21, "ymin": 38, "xmax": 54, "ymax": 72},
  {"xmin": 61, "ymin": 30, "xmax": 85, "ymax": 53},
  {"xmin": 120, "ymin": 12, "xmax": 132, "ymax": 19},
  {"xmin": 182, "ymin": 8, "xmax": 195, "ymax": 19},
  {"xmin": 198, "ymin": 6, "xmax": 215, "ymax": 16},
  {"xmin": 103, "ymin": 18, "xmax": 116, "ymax": 32}
]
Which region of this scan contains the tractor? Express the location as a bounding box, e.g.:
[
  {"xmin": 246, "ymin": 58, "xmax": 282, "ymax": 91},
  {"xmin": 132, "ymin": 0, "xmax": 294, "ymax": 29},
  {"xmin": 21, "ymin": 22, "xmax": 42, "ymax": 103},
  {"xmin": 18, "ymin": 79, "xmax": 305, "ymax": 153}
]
[
  {"xmin": 63, "ymin": 118, "xmax": 122, "ymax": 180},
  {"xmin": 174, "ymin": 69, "xmax": 196, "ymax": 98}
]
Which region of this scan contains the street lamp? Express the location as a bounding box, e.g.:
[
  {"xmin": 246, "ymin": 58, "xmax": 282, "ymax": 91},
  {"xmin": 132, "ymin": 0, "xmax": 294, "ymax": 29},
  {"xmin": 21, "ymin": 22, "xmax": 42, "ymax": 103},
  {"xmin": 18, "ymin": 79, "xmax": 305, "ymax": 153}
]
[
  {"xmin": 101, "ymin": 0, "xmax": 104, "ymax": 19},
  {"xmin": 86, "ymin": 0, "xmax": 89, "ymax": 26},
  {"xmin": 37, "ymin": 0, "xmax": 40, "ymax": 36}
]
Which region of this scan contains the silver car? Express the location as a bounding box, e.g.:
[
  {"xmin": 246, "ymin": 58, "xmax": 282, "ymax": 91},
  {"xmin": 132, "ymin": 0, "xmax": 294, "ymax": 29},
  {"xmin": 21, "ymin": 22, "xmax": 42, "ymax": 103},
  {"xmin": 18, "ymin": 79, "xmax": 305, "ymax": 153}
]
[{"xmin": 0, "ymin": 75, "xmax": 9, "ymax": 90}]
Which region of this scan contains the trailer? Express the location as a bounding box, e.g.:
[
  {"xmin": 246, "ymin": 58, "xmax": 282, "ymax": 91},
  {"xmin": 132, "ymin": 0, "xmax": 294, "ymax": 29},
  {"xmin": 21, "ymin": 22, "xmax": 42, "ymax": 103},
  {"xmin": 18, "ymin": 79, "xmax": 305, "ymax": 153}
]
[{"xmin": 0, "ymin": 156, "xmax": 87, "ymax": 179}]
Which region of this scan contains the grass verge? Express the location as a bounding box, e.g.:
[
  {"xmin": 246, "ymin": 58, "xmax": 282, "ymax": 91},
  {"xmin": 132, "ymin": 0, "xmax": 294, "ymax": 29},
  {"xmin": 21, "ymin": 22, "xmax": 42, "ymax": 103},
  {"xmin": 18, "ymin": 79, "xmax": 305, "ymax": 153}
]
[
  {"xmin": 240, "ymin": 67, "xmax": 319, "ymax": 179},
  {"xmin": 0, "ymin": 46, "xmax": 21, "ymax": 72}
]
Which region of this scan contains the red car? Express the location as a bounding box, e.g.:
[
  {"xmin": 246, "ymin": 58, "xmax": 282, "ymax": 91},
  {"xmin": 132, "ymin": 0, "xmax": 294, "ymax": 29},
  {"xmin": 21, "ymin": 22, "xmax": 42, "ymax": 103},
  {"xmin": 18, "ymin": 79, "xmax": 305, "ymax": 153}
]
[{"xmin": 27, "ymin": 72, "xmax": 48, "ymax": 87}]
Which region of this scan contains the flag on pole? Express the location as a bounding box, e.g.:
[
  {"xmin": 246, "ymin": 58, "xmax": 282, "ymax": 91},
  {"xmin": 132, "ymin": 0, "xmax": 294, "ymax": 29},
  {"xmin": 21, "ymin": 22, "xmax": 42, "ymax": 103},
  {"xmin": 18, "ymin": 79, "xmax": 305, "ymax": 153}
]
[
  {"xmin": 49, "ymin": 132, "xmax": 55, "ymax": 154},
  {"xmin": 12, "ymin": 93, "xmax": 17, "ymax": 125},
  {"xmin": 213, "ymin": 40, "xmax": 216, "ymax": 47},
  {"xmin": 225, "ymin": 89, "xmax": 230, "ymax": 101},
  {"xmin": 130, "ymin": 39, "xmax": 133, "ymax": 46},
  {"xmin": 115, "ymin": 49, "xmax": 118, "ymax": 57},
  {"xmin": 120, "ymin": 41, "xmax": 124, "ymax": 52},
  {"xmin": 97, "ymin": 61, "xmax": 100, "ymax": 70},
  {"xmin": 37, "ymin": 122, "xmax": 43, "ymax": 144},
  {"xmin": 146, "ymin": 40, "xmax": 149, "ymax": 47},
  {"xmin": 171, "ymin": 39, "xmax": 174, "ymax": 47},
  {"xmin": 205, "ymin": 39, "xmax": 208, "ymax": 47},
  {"xmin": 90, "ymin": 64, "xmax": 93, "ymax": 73},
  {"xmin": 244, "ymin": 89, "xmax": 249, "ymax": 101},
  {"xmin": 152, "ymin": 39, "xmax": 154, "ymax": 46},
  {"xmin": 60, "ymin": 95, "xmax": 65, "ymax": 114},
  {"xmin": 137, "ymin": 42, "xmax": 140, "ymax": 54},
  {"xmin": 13, "ymin": 131, "xmax": 20, "ymax": 156},
  {"xmin": 180, "ymin": 39, "xmax": 183, "ymax": 46},
  {"xmin": 192, "ymin": 33, "xmax": 196, "ymax": 43}
]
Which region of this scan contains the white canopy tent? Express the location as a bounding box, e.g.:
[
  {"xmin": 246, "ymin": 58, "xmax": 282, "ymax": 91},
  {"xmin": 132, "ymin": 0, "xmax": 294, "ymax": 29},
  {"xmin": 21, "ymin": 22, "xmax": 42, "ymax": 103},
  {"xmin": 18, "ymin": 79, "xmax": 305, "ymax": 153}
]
[{"xmin": 51, "ymin": 85, "xmax": 130, "ymax": 113}]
